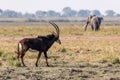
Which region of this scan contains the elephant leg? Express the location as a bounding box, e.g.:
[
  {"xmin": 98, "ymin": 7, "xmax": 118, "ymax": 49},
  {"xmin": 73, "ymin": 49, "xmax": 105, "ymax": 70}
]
[
  {"xmin": 93, "ymin": 23, "xmax": 98, "ymax": 31},
  {"xmin": 96, "ymin": 23, "xmax": 100, "ymax": 31},
  {"xmin": 98, "ymin": 26, "xmax": 100, "ymax": 30},
  {"xmin": 84, "ymin": 23, "xmax": 88, "ymax": 31},
  {"xmin": 97, "ymin": 24, "xmax": 101, "ymax": 30},
  {"xmin": 91, "ymin": 24, "xmax": 94, "ymax": 31},
  {"xmin": 96, "ymin": 26, "xmax": 99, "ymax": 31}
]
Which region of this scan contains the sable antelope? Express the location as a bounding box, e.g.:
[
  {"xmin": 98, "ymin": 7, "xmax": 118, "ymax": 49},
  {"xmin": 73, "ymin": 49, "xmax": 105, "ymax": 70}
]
[
  {"xmin": 15, "ymin": 22, "xmax": 61, "ymax": 67},
  {"xmin": 84, "ymin": 15, "xmax": 103, "ymax": 31}
]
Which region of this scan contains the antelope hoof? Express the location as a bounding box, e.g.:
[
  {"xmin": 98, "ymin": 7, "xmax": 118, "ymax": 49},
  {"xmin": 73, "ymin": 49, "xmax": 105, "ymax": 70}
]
[
  {"xmin": 47, "ymin": 64, "xmax": 50, "ymax": 67},
  {"xmin": 23, "ymin": 65, "xmax": 27, "ymax": 67},
  {"xmin": 36, "ymin": 64, "xmax": 38, "ymax": 67}
]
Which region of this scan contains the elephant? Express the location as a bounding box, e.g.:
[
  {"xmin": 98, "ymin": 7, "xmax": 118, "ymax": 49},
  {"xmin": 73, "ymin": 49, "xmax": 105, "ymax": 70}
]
[{"xmin": 84, "ymin": 15, "xmax": 103, "ymax": 31}]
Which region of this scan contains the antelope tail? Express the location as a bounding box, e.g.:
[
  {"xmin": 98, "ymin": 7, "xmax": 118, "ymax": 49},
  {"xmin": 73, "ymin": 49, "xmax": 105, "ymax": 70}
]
[{"xmin": 15, "ymin": 42, "xmax": 22, "ymax": 60}]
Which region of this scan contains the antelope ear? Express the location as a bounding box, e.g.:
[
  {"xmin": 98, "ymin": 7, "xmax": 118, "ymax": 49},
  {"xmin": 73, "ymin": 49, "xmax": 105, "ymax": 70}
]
[{"xmin": 52, "ymin": 31, "xmax": 55, "ymax": 34}]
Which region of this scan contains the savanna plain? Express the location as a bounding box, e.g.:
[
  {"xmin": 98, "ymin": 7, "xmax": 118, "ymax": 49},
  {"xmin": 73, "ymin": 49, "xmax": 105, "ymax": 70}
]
[{"xmin": 0, "ymin": 18, "xmax": 120, "ymax": 80}]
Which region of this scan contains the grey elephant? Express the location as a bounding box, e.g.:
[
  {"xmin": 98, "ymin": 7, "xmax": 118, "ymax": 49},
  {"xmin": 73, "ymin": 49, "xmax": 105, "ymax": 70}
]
[{"xmin": 84, "ymin": 15, "xmax": 103, "ymax": 31}]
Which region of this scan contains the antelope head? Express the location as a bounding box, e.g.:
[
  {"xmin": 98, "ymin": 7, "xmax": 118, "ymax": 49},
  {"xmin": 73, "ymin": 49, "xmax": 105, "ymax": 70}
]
[{"xmin": 49, "ymin": 22, "xmax": 61, "ymax": 44}]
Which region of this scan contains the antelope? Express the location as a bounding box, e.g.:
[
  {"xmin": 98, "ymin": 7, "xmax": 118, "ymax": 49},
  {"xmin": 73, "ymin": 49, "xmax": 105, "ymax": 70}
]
[{"xmin": 15, "ymin": 22, "xmax": 61, "ymax": 67}]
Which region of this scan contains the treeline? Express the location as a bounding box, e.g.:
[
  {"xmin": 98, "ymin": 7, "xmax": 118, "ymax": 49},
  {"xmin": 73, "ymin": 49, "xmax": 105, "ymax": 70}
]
[{"xmin": 0, "ymin": 7, "xmax": 120, "ymax": 18}]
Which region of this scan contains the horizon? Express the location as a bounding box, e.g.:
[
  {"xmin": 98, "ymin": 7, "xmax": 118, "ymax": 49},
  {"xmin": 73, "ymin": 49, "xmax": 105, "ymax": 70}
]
[{"xmin": 0, "ymin": 0, "xmax": 120, "ymax": 14}]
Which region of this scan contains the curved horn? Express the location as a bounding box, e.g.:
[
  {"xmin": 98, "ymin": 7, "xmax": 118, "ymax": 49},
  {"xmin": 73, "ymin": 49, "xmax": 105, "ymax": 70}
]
[
  {"xmin": 51, "ymin": 22, "xmax": 59, "ymax": 35},
  {"xmin": 49, "ymin": 22, "xmax": 59, "ymax": 37}
]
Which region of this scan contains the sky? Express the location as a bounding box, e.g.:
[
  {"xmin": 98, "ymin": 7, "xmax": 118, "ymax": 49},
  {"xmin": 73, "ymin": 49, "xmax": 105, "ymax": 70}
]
[{"xmin": 0, "ymin": 0, "xmax": 119, "ymax": 14}]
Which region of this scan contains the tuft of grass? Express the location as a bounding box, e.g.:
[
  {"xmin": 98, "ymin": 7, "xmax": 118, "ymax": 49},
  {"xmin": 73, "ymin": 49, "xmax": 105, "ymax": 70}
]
[
  {"xmin": 7, "ymin": 55, "xmax": 18, "ymax": 66},
  {"xmin": 7, "ymin": 55, "xmax": 21, "ymax": 67},
  {"xmin": 99, "ymin": 58, "xmax": 108, "ymax": 63},
  {"xmin": 7, "ymin": 55, "xmax": 16, "ymax": 61},
  {"xmin": 112, "ymin": 57, "xmax": 120, "ymax": 64},
  {"xmin": 1, "ymin": 52, "xmax": 9, "ymax": 58},
  {"xmin": 8, "ymin": 60, "xmax": 14, "ymax": 66},
  {"xmin": 0, "ymin": 51, "xmax": 3, "ymax": 57},
  {"xmin": 60, "ymin": 47, "xmax": 67, "ymax": 53},
  {"xmin": 14, "ymin": 60, "xmax": 21, "ymax": 67}
]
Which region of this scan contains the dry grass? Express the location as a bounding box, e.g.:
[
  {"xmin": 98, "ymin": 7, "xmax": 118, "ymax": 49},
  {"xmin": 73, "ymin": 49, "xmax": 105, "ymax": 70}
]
[{"xmin": 0, "ymin": 23, "xmax": 120, "ymax": 79}]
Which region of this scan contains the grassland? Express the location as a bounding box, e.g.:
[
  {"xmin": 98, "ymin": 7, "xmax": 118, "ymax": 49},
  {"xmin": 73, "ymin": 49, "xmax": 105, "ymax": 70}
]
[{"xmin": 0, "ymin": 21, "xmax": 120, "ymax": 80}]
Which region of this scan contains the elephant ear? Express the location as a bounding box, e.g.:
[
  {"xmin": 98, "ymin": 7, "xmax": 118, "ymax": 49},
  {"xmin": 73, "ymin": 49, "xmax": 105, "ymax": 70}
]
[
  {"xmin": 89, "ymin": 15, "xmax": 93, "ymax": 20},
  {"xmin": 86, "ymin": 15, "xmax": 93, "ymax": 23},
  {"xmin": 90, "ymin": 15, "xmax": 93, "ymax": 18}
]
